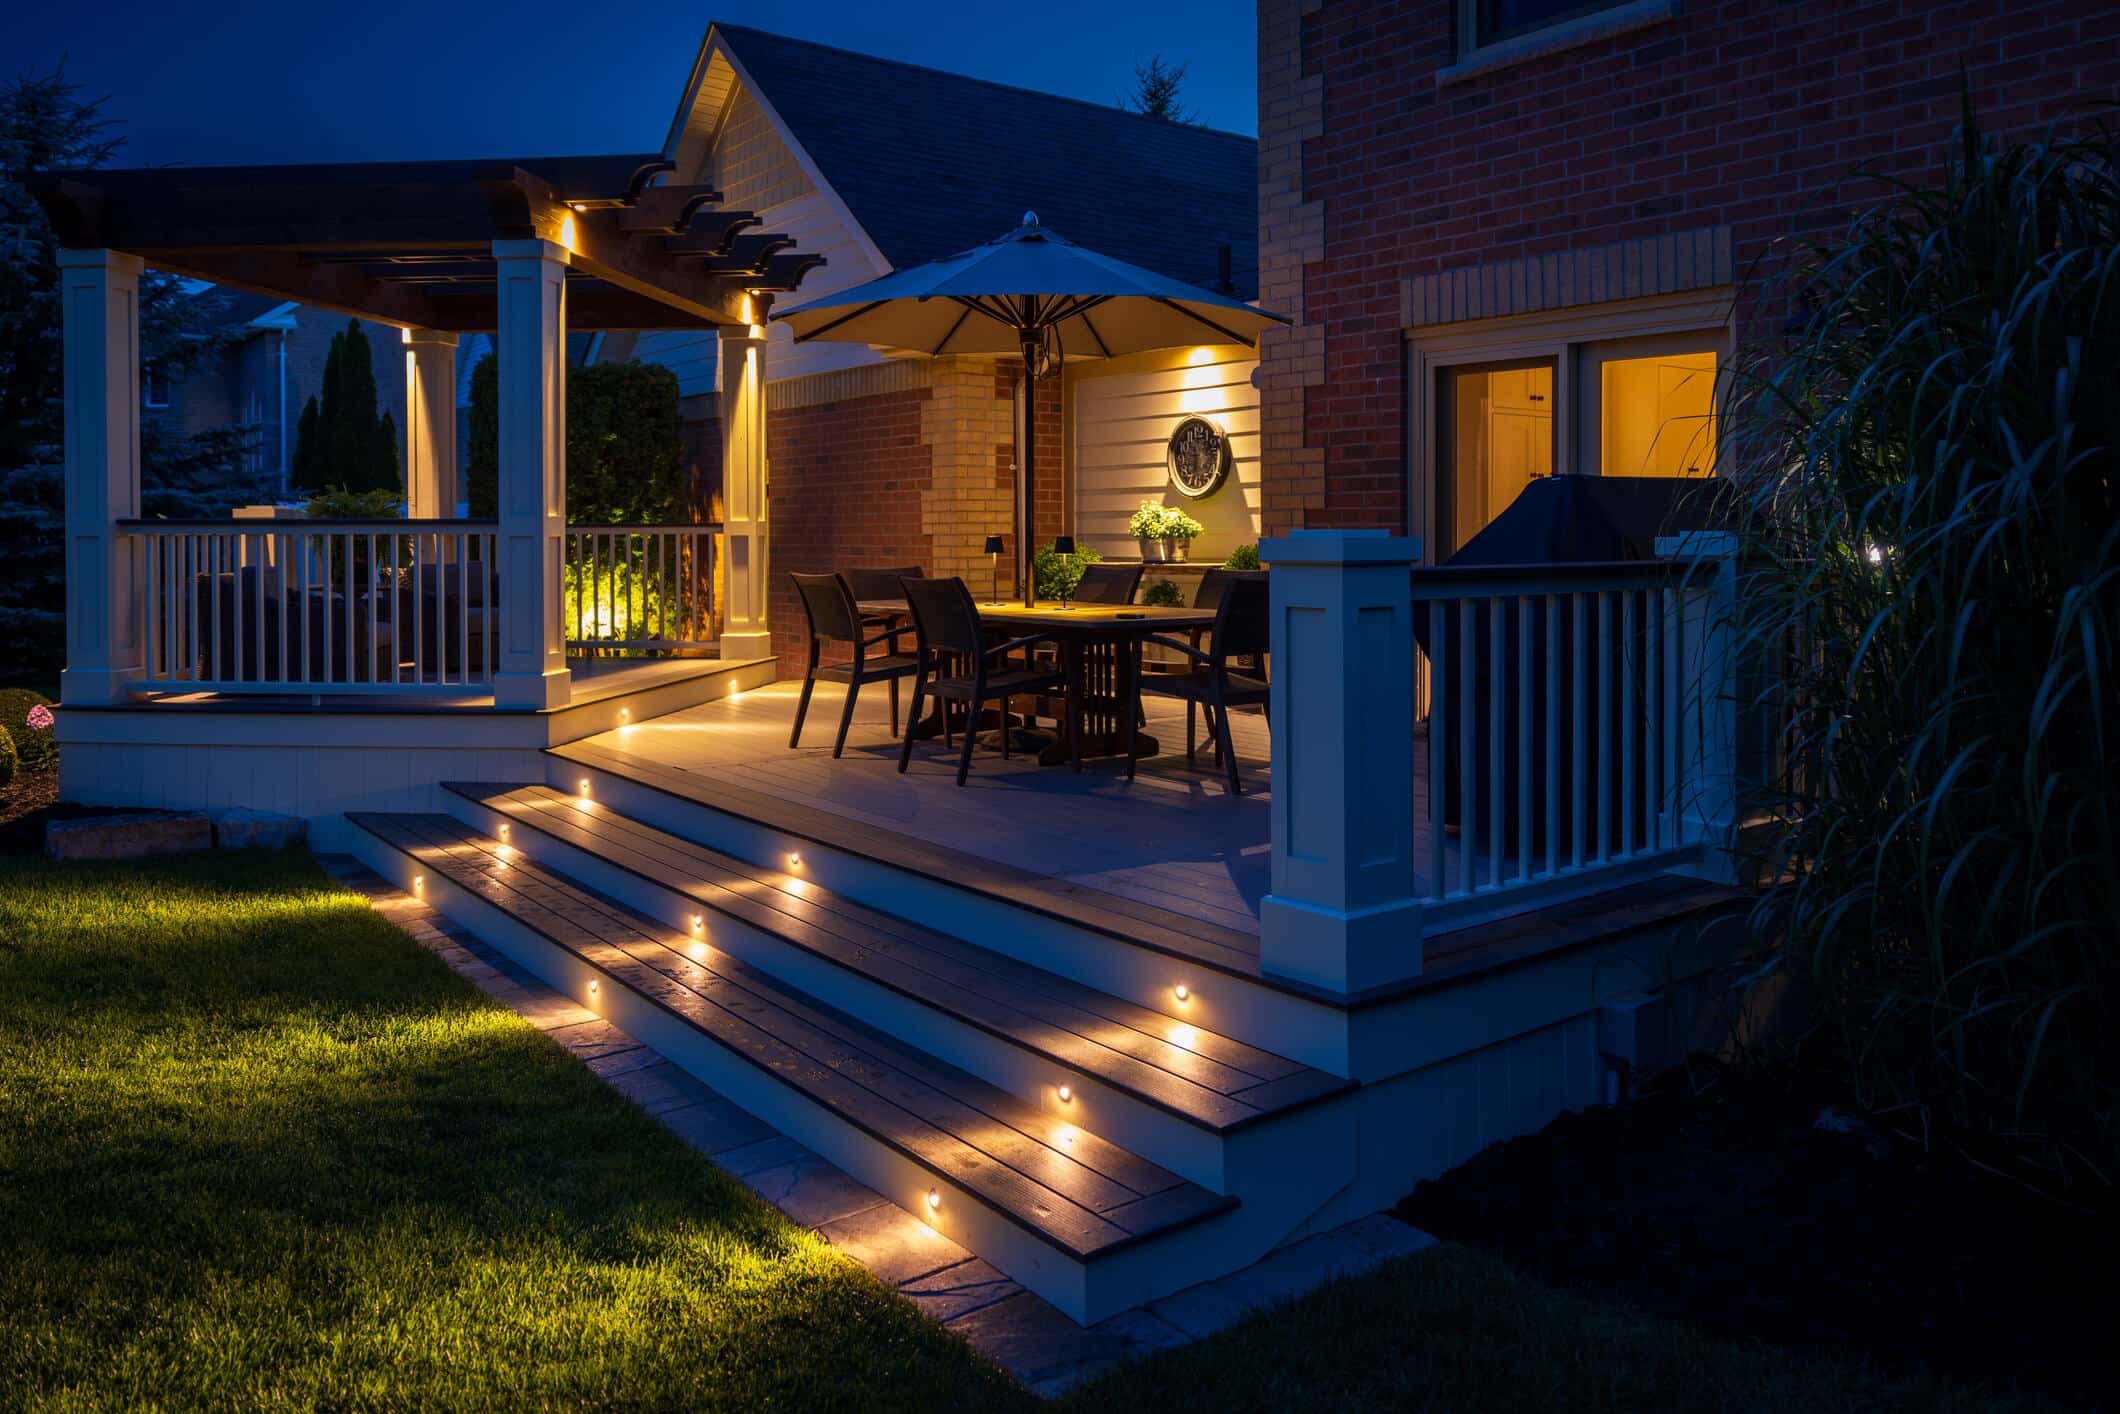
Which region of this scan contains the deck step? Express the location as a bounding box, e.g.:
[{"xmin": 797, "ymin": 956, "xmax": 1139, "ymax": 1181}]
[
  {"xmin": 439, "ymin": 781, "xmax": 1349, "ymax": 1185},
  {"xmin": 345, "ymin": 809, "xmax": 1246, "ymax": 1320}
]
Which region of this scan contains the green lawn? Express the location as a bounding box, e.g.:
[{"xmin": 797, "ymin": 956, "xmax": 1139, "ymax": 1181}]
[{"xmin": 0, "ymin": 852, "xmax": 2040, "ymax": 1412}]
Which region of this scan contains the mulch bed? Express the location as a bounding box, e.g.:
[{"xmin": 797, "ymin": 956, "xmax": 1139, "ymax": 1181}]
[
  {"xmin": 0, "ymin": 772, "xmax": 127, "ymax": 856},
  {"xmin": 1397, "ymin": 1057, "xmax": 2120, "ymax": 1407}
]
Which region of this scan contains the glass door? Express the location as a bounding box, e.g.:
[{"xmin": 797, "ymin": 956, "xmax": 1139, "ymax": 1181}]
[{"xmin": 1436, "ymin": 359, "xmax": 1556, "ymax": 556}]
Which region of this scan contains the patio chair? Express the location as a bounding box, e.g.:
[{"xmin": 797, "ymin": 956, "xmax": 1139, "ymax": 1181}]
[
  {"xmin": 1072, "ymin": 562, "xmax": 1144, "ymax": 605},
  {"xmin": 897, "ymin": 575, "xmax": 1074, "ymax": 785},
  {"xmin": 845, "ymin": 564, "xmax": 925, "ymax": 651},
  {"xmin": 1127, "ymin": 574, "xmax": 1271, "ymax": 794},
  {"xmin": 788, "ymin": 571, "xmax": 920, "ymax": 757}
]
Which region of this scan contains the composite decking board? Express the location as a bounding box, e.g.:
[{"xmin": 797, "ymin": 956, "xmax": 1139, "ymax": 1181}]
[
  {"xmin": 561, "ymin": 735, "xmax": 1268, "ymax": 958},
  {"xmin": 375, "ymin": 813, "xmax": 1159, "ymax": 1245},
  {"xmin": 381, "ymin": 813, "xmax": 1166, "ymax": 1227},
  {"xmin": 553, "ymin": 736, "xmax": 1271, "ymax": 971},
  {"xmin": 483, "ymin": 789, "xmax": 1268, "ymax": 1121},
  {"xmin": 356, "ymin": 813, "xmax": 1234, "ymax": 1254},
  {"xmin": 478, "ymin": 781, "xmax": 1301, "ymax": 1086},
  {"xmin": 459, "ymin": 783, "xmax": 1332, "ymax": 1120}
]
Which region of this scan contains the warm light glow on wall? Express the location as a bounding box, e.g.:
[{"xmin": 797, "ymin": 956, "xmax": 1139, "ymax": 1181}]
[
  {"xmin": 1180, "ymin": 346, "xmax": 1229, "ymax": 417},
  {"xmin": 558, "ymin": 211, "xmax": 578, "ymax": 252}
]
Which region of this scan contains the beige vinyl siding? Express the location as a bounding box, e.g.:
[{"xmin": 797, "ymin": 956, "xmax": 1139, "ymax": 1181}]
[{"xmin": 1068, "ymin": 347, "xmax": 1261, "ymax": 563}]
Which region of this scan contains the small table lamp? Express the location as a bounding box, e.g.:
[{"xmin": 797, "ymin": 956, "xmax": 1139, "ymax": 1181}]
[
  {"xmin": 1052, "ymin": 536, "xmax": 1076, "ymax": 609},
  {"xmin": 983, "ymin": 534, "xmax": 1005, "ymax": 604}
]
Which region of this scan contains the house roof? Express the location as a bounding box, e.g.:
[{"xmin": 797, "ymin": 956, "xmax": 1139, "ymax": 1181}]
[{"xmin": 712, "ymin": 25, "xmax": 1257, "ymax": 300}]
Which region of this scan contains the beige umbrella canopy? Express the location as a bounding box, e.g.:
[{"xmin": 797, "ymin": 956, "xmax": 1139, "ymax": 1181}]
[{"xmin": 775, "ymin": 213, "xmax": 1286, "ymax": 602}]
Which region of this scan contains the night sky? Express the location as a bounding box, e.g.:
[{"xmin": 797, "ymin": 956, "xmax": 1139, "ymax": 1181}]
[{"xmin": 12, "ymin": 0, "xmax": 1257, "ymax": 169}]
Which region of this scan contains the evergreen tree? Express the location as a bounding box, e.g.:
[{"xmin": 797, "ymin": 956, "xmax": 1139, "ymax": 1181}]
[
  {"xmin": 1122, "ymin": 54, "xmax": 1195, "ymax": 124},
  {"xmin": 465, "ymin": 354, "xmax": 681, "ymax": 522},
  {"xmin": 0, "ymin": 66, "xmax": 262, "ymax": 674},
  {"xmin": 292, "ymin": 319, "xmax": 399, "ymax": 494}
]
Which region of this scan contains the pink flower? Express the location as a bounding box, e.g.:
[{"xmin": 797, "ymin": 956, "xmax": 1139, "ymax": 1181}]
[{"xmin": 26, "ymin": 704, "xmax": 53, "ymax": 731}]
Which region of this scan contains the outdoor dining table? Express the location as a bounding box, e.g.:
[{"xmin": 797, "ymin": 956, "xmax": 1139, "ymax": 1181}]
[{"xmin": 856, "ymin": 598, "xmax": 1217, "ymax": 768}]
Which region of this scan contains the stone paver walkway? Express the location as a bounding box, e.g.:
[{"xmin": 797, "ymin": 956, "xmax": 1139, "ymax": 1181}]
[{"xmin": 321, "ymin": 854, "xmax": 1436, "ymax": 1395}]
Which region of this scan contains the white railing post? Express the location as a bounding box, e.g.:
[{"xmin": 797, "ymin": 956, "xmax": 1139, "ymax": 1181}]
[
  {"xmin": 717, "ymin": 321, "xmax": 771, "ymax": 662},
  {"xmin": 402, "ymin": 328, "xmax": 459, "ymax": 520},
  {"xmin": 491, "ymin": 239, "xmax": 571, "ymax": 710},
  {"xmin": 1656, "ymin": 531, "xmax": 1740, "ymax": 883},
  {"xmin": 1259, "ymin": 530, "xmax": 1427, "ymax": 992},
  {"xmin": 58, "ymin": 250, "xmax": 144, "ymax": 706}
]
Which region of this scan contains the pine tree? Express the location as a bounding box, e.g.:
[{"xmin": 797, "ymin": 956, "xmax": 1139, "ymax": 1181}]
[
  {"xmin": 292, "ymin": 319, "xmax": 399, "ymax": 494},
  {"xmin": 1123, "ymin": 54, "xmax": 1195, "ymax": 124}
]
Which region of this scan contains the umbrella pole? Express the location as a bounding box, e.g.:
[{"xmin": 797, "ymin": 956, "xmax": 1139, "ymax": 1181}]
[{"xmin": 1018, "ymin": 337, "xmax": 1039, "ymax": 606}]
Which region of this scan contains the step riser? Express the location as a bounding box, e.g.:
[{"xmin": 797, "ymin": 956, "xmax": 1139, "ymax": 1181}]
[
  {"xmin": 555, "ymin": 757, "xmax": 1357, "ymax": 1075},
  {"xmin": 444, "ymin": 789, "xmax": 1232, "ymax": 1190},
  {"xmin": 347, "ymin": 823, "xmax": 1117, "ymax": 1320}
]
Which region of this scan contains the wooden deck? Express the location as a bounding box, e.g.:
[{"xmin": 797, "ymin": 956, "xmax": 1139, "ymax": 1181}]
[{"xmin": 567, "ymin": 680, "xmax": 1460, "ymax": 943}]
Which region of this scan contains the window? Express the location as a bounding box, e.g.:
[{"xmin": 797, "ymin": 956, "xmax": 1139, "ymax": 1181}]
[
  {"xmin": 1580, "ymin": 334, "xmax": 1718, "ymax": 478},
  {"xmin": 142, "ymin": 363, "xmax": 171, "ymax": 409},
  {"xmin": 1465, "ymin": 0, "xmax": 1632, "ymax": 49},
  {"xmin": 1438, "ymin": 360, "xmax": 1555, "ymax": 556}
]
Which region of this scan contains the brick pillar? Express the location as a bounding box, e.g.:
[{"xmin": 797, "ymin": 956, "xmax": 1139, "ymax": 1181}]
[
  {"xmin": 1257, "ymin": 0, "xmax": 1328, "ymax": 537},
  {"xmin": 920, "ymin": 356, "xmax": 1018, "ymax": 588}
]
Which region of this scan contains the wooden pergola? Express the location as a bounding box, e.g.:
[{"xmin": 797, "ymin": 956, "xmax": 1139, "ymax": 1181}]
[
  {"xmin": 28, "ymin": 153, "xmax": 824, "ymax": 331},
  {"xmin": 36, "ymin": 153, "xmax": 815, "ymax": 709}
]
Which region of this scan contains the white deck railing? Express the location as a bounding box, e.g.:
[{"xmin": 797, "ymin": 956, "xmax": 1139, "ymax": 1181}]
[
  {"xmin": 121, "ymin": 518, "xmax": 725, "ymax": 695},
  {"xmin": 1259, "ymin": 531, "xmax": 1740, "ymax": 993},
  {"xmin": 122, "ymin": 519, "xmax": 499, "ymax": 694},
  {"xmin": 1412, "ymin": 560, "xmax": 1703, "ymax": 927},
  {"xmin": 563, "ymin": 524, "xmax": 721, "ymax": 656}
]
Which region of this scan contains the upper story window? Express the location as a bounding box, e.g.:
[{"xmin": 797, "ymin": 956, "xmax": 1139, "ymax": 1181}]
[
  {"xmin": 1446, "ymin": 0, "xmax": 1676, "ymax": 79},
  {"xmin": 142, "ymin": 363, "xmax": 171, "ymax": 409},
  {"xmin": 1466, "ymin": 0, "xmax": 1631, "ymax": 50}
]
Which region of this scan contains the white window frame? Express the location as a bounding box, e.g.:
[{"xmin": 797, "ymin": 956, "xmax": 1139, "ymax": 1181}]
[
  {"xmin": 142, "ymin": 363, "xmax": 170, "ymax": 410},
  {"xmin": 1403, "ymin": 287, "xmax": 1734, "ymax": 564}
]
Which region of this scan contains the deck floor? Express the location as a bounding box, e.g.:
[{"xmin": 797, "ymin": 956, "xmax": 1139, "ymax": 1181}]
[{"xmin": 575, "ymin": 681, "xmax": 1459, "ymax": 941}]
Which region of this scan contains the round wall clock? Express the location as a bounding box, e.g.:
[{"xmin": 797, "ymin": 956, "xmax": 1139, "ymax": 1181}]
[{"xmin": 1165, "ymin": 415, "xmax": 1231, "ymax": 499}]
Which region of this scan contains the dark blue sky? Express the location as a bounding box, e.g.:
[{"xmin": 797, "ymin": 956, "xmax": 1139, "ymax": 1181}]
[{"xmin": 14, "ymin": 1, "xmax": 1256, "ymax": 168}]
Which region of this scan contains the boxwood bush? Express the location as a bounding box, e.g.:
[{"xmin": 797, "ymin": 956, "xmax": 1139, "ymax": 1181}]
[{"xmin": 0, "ymin": 689, "xmax": 56, "ymax": 773}]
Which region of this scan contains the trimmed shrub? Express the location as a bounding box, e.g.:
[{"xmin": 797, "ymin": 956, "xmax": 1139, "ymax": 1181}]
[
  {"xmin": 1141, "ymin": 578, "xmax": 1184, "ymax": 607},
  {"xmin": 1224, "ymin": 542, "xmax": 1260, "ymax": 570},
  {"xmin": 1031, "ymin": 540, "xmax": 1101, "ymax": 600},
  {"xmin": 0, "ymin": 723, "xmax": 16, "ymax": 789},
  {"xmin": 0, "ymin": 689, "xmax": 56, "ymax": 773}
]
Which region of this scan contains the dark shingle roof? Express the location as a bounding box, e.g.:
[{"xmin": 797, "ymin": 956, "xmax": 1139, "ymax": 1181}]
[{"xmin": 716, "ymin": 26, "xmax": 1257, "ymax": 300}]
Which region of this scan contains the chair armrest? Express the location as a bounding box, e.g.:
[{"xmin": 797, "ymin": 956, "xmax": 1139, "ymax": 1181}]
[{"xmin": 857, "ymin": 628, "xmax": 903, "ymax": 652}]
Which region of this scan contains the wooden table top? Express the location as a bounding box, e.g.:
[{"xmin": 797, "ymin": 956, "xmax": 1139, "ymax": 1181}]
[{"xmin": 857, "ymin": 599, "xmax": 1215, "ymax": 634}]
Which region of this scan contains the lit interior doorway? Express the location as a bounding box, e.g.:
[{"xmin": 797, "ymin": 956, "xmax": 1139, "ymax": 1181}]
[{"xmin": 1438, "ymin": 360, "xmax": 1554, "ymax": 556}]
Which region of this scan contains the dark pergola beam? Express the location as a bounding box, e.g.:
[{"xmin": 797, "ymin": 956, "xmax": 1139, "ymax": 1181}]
[
  {"xmin": 131, "ymin": 247, "xmax": 446, "ymax": 330},
  {"xmin": 748, "ymin": 252, "xmax": 830, "ymax": 292},
  {"xmin": 662, "ymin": 212, "xmax": 762, "ymax": 256},
  {"xmin": 615, "ymin": 185, "xmax": 723, "ymax": 232}
]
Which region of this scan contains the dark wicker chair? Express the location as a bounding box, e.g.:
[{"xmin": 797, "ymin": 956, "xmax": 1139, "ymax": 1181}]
[
  {"xmin": 1072, "ymin": 563, "xmax": 1144, "ymax": 605},
  {"xmin": 898, "ymin": 576, "xmax": 1073, "ymax": 785},
  {"xmin": 1128, "ymin": 574, "xmax": 1271, "ymax": 794},
  {"xmin": 788, "ymin": 571, "xmax": 920, "ymax": 757}
]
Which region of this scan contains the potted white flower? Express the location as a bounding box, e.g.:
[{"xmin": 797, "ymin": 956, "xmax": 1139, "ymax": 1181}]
[{"xmin": 1130, "ymin": 500, "xmax": 1205, "ymax": 563}]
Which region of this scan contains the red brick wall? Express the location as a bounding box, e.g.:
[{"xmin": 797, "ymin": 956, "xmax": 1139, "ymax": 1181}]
[
  {"xmin": 764, "ymin": 384, "xmax": 934, "ymax": 672},
  {"xmin": 1263, "ymin": 0, "xmax": 2120, "ymax": 530}
]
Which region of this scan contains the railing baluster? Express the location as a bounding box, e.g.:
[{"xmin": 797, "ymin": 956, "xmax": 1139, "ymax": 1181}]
[
  {"xmin": 1596, "ymin": 590, "xmax": 1613, "ymax": 865},
  {"xmin": 1427, "ymin": 600, "xmax": 1446, "ymax": 899},
  {"xmin": 1457, "ymin": 598, "xmax": 1476, "ymax": 897},
  {"xmin": 1517, "ymin": 593, "xmax": 1532, "ymax": 882},
  {"xmin": 1571, "ymin": 591, "xmax": 1586, "ymax": 871},
  {"xmin": 1488, "ymin": 596, "xmax": 1504, "ymax": 890},
  {"xmin": 1622, "ymin": 588, "xmax": 1638, "ymax": 856}
]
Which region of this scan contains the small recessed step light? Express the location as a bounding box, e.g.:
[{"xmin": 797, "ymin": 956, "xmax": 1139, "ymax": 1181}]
[
  {"xmin": 1056, "ymin": 1084, "xmax": 1073, "ymax": 1104},
  {"xmin": 1173, "ymin": 983, "xmax": 1190, "ymax": 1003}
]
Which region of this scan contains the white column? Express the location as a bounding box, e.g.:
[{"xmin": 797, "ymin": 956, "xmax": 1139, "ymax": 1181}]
[
  {"xmin": 490, "ymin": 239, "xmax": 570, "ymax": 710},
  {"xmin": 58, "ymin": 250, "xmax": 144, "ymax": 707},
  {"xmin": 402, "ymin": 328, "xmax": 459, "ymax": 519},
  {"xmin": 1258, "ymin": 530, "xmax": 1427, "ymax": 993},
  {"xmin": 1656, "ymin": 530, "xmax": 1741, "ymax": 883},
  {"xmin": 718, "ymin": 322, "xmax": 771, "ymax": 661}
]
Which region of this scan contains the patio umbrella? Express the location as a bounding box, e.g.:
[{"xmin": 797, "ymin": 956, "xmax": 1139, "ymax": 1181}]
[{"xmin": 774, "ymin": 214, "xmax": 1287, "ymax": 604}]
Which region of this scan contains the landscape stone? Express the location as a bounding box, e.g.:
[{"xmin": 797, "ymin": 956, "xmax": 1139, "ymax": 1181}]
[
  {"xmin": 45, "ymin": 811, "xmax": 212, "ymax": 861},
  {"xmin": 208, "ymin": 807, "xmax": 306, "ymax": 850}
]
